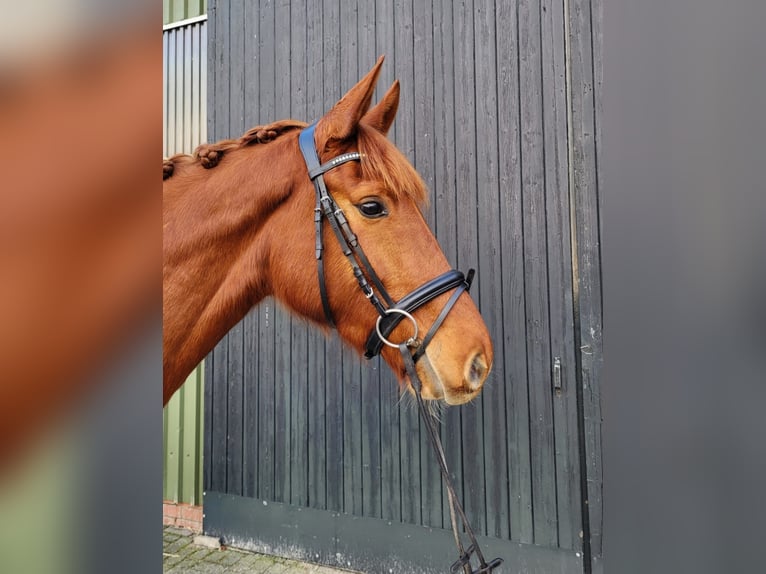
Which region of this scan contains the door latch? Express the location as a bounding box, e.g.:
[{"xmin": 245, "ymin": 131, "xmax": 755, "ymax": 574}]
[{"xmin": 553, "ymin": 357, "xmax": 562, "ymax": 394}]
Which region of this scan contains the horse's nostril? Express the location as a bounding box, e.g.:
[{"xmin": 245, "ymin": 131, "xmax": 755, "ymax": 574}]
[{"xmin": 466, "ymin": 353, "xmax": 488, "ymax": 390}]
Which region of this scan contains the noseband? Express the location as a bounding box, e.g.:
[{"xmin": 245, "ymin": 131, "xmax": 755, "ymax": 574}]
[{"xmin": 298, "ymin": 123, "xmax": 502, "ymax": 574}]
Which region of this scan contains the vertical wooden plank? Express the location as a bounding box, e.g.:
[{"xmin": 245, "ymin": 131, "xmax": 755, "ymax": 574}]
[
  {"xmin": 213, "ymin": 0, "xmax": 228, "ymax": 143},
  {"xmin": 360, "ymin": 352, "xmax": 382, "ymax": 519},
  {"xmin": 256, "ymin": 0, "xmax": 277, "ymax": 503},
  {"xmin": 273, "ymin": 309, "xmax": 292, "ymax": 504},
  {"xmin": 257, "ymin": 301, "xmax": 275, "ymax": 501},
  {"xmin": 210, "ymin": 337, "xmax": 229, "ymax": 493},
  {"xmin": 568, "ymin": 0, "xmax": 604, "ymax": 559},
  {"xmin": 342, "ymin": 349, "xmax": 362, "ymax": 516},
  {"xmin": 322, "ymin": 0, "xmax": 344, "ymax": 514},
  {"xmin": 244, "ymin": 0, "xmax": 261, "ymax": 128},
  {"xmin": 590, "ymin": 0, "xmax": 604, "ymax": 554},
  {"xmin": 430, "ymin": 0, "xmax": 464, "ymax": 532},
  {"xmin": 452, "ymin": 0, "xmax": 487, "ymax": 536},
  {"xmin": 413, "ymin": 0, "xmax": 436, "ymax": 228},
  {"xmin": 391, "ymin": 0, "xmax": 422, "ymax": 529},
  {"xmin": 473, "ymin": 0, "xmax": 509, "ymax": 541},
  {"xmin": 374, "ymin": 2, "xmax": 401, "ymax": 524},
  {"xmin": 223, "ymin": 0, "xmax": 246, "ymax": 500},
  {"xmin": 208, "ymin": 0, "xmax": 231, "ymax": 497},
  {"xmin": 495, "ymin": 0, "xmax": 533, "ymax": 545},
  {"xmin": 305, "ymin": 15, "xmax": 327, "ymax": 511},
  {"xmin": 306, "ymin": 0, "xmax": 327, "ymax": 512},
  {"xmin": 240, "ymin": 0, "xmax": 261, "ymax": 502},
  {"xmin": 356, "ymin": 2, "xmax": 383, "ymax": 521},
  {"xmin": 229, "ymin": 0, "xmax": 245, "ymax": 134},
  {"xmin": 258, "ymin": 0, "xmax": 276, "ymax": 125},
  {"xmin": 541, "ymin": 0, "xmax": 583, "ymax": 552},
  {"xmin": 273, "ymin": 0, "xmax": 293, "ymax": 506},
  {"xmin": 242, "ymin": 309, "xmax": 259, "ymax": 499},
  {"xmin": 519, "ymin": 0, "xmax": 558, "ymax": 547},
  {"xmin": 226, "ymin": 320, "xmax": 244, "ymax": 496},
  {"xmin": 289, "ymin": 0, "xmax": 309, "ymax": 510},
  {"xmin": 411, "ymin": 0, "xmax": 443, "ymax": 531},
  {"xmin": 339, "ymin": 1, "xmax": 363, "ymax": 518}
]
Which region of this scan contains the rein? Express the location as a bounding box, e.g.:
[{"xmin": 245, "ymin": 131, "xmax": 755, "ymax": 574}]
[{"xmin": 299, "ymin": 124, "xmax": 503, "ymax": 574}]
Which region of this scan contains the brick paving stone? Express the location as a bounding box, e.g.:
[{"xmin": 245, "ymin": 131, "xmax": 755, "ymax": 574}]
[
  {"xmin": 226, "ymin": 553, "xmax": 272, "ymax": 573},
  {"xmin": 177, "ymin": 542, "xmax": 202, "ymax": 557},
  {"xmin": 165, "ymin": 526, "xmax": 194, "ymax": 537},
  {"xmin": 217, "ymin": 551, "xmax": 244, "ymax": 567},
  {"xmin": 185, "ymin": 547, "xmax": 215, "ymax": 562},
  {"xmin": 201, "ymin": 549, "xmax": 229, "ymax": 564},
  {"xmin": 163, "ymin": 554, "xmax": 185, "ymax": 570},
  {"xmin": 248, "ymin": 554, "xmax": 281, "ymax": 572},
  {"xmin": 178, "ymin": 563, "xmax": 227, "ymax": 574},
  {"xmin": 165, "ymin": 536, "xmax": 193, "ymax": 555}
]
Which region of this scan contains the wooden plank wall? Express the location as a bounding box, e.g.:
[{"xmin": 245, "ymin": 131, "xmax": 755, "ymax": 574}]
[{"xmin": 204, "ymin": 0, "xmax": 602, "ymax": 562}]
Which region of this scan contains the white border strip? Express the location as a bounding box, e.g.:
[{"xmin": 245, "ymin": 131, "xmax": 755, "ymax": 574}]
[{"xmin": 163, "ymin": 14, "xmax": 207, "ymax": 32}]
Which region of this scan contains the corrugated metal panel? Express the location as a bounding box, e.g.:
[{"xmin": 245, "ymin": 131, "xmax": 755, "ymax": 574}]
[
  {"xmin": 163, "ymin": 17, "xmax": 207, "ymax": 505},
  {"xmin": 203, "ymin": 0, "xmax": 602, "ymax": 571},
  {"xmin": 163, "ymin": 0, "xmax": 206, "ymax": 26},
  {"xmin": 163, "ymin": 365, "xmax": 204, "ymax": 504}
]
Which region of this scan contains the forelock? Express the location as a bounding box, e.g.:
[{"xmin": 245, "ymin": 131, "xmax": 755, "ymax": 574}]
[{"xmin": 356, "ymin": 123, "xmax": 427, "ymax": 205}]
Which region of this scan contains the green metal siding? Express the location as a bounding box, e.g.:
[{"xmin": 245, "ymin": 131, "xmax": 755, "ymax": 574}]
[
  {"xmin": 163, "ymin": 365, "xmax": 204, "ymax": 504},
  {"xmin": 163, "ymin": 16, "xmax": 207, "ymax": 505},
  {"xmin": 164, "ymin": 0, "xmax": 207, "ymax": 26}
]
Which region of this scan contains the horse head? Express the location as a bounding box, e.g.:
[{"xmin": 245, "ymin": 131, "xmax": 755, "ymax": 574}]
[{"xmin": 269, "ymin": 58, "xmax": 493, "ymax": 405}]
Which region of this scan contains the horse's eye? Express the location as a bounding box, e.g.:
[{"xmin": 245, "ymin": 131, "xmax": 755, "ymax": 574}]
[{"xmin": 357, "ymin": 200, "xmax": 388, "ymax": 219}]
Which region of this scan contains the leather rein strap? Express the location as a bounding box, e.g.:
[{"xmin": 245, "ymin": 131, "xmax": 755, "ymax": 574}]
[{"xmin": 298, "ymin": 123, "xmax": 502, "ymax": 573}]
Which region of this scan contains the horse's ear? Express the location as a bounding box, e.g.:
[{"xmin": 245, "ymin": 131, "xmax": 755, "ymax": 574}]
[
  {"xmin": 315, "ymin": 56, "xmax": 384, "ymax": 149},
  {"xmin": 362, "ymin": 80, "xmax": 399, "ymax": 136}
]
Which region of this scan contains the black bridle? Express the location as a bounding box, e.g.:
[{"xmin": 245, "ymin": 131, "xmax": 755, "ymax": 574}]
[{"xmin": 299, "ymin": 123, "xmax": 503, "ymax": 574}]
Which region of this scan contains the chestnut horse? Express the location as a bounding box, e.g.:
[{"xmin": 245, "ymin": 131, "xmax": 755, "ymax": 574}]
[{"xmin": 163, "ymin": 58, "xmax": 493, "ymax": 406}]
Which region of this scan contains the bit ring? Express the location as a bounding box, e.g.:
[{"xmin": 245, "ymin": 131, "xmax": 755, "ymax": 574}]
[{"xmin": 375, "ymin": 309, "xmax": 419, "ymax": 349}]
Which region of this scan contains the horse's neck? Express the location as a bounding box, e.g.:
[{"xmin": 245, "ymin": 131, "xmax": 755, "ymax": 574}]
[{"xmin": 163, "ymin": 139, "xmax": 297, "ymax": 401}]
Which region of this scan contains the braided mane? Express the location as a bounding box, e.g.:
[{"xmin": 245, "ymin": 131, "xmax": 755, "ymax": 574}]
[
  {"xmin": 163, "ymin": 119, "xmax": 307, "ymax": 180},
  {"xmin": 162, "ymin": 117, "xmax": 426, "ymax": 206}
]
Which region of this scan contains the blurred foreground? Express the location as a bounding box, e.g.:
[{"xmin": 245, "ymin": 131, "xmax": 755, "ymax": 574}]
[{"xmin": 0, "ymin": 3, "xmax": 160, "ymax": 574}]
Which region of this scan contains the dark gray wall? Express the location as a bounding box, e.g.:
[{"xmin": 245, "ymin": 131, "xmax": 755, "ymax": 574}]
[{"xmin": 203, "ymin": 1, "xmax": 602, "ymax": 572}]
